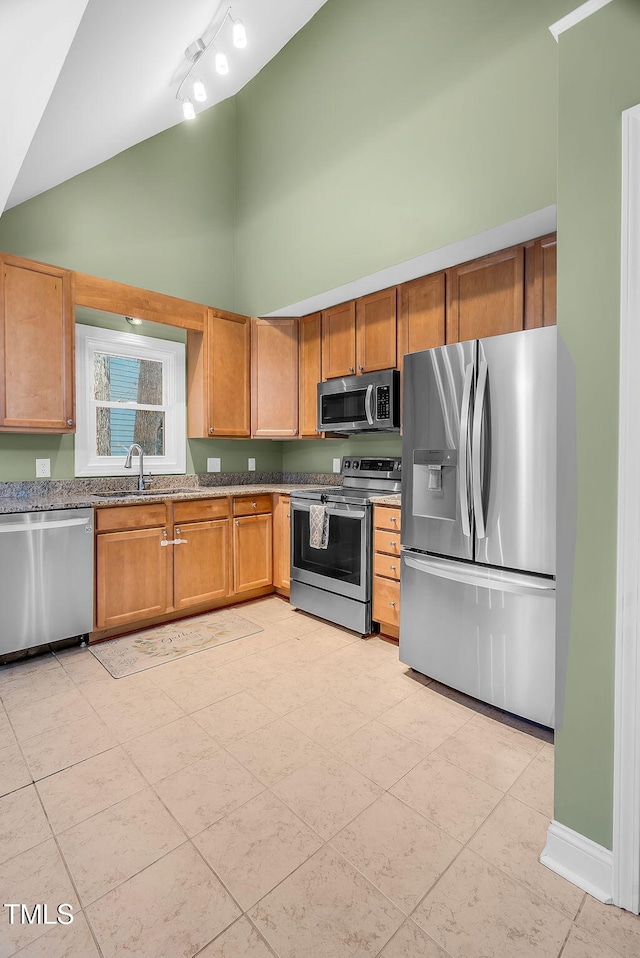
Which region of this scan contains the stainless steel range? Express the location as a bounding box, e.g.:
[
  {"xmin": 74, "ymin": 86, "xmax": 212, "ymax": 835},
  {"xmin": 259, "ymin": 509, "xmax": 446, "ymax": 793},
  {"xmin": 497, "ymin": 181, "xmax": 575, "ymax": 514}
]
[{"xmin": 290, "ymin": 456, "xmax": 402, "ymax": 634}]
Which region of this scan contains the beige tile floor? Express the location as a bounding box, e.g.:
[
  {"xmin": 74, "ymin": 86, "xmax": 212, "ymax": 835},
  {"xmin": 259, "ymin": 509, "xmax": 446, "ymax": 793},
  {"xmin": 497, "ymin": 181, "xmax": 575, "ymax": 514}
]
[{"xmin": 0, "ymin": 595, "xmax": 639, "ymax": 957}]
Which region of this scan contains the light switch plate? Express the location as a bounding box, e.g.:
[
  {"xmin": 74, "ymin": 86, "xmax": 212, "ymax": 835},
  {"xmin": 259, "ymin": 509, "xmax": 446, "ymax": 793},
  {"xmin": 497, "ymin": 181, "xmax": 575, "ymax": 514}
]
[
  {"xmin": 333, "ymin": 458, "xmax": 341, "ymax": 473},
  {"xmin": 207, "ymin": 458, "xmax": 221, "ymax": 473},
  {"xmin": 36, "ymin": 458, "xmax": 51, "ymax": 478},
  {"xmin": 248, "ymin": 458, "xmax": 256, "ymax": 472}
]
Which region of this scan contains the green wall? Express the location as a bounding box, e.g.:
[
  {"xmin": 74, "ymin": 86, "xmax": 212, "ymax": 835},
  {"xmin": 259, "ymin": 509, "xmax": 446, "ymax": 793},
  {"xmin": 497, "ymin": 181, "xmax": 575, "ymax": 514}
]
[
  {"xmin": 0, "ymin": 99, "xmax": 238, "ymax": 309},
  {"xmin": 234, "ymin": 0, "xmax": 573, "ymax": 315},
  {"xmin": 554, "ymin": 0, "xmax": 640, "ymax": 850},
  {"xmin": 282, "ymin": 434, "xmax": 401, "ymax": 474}
]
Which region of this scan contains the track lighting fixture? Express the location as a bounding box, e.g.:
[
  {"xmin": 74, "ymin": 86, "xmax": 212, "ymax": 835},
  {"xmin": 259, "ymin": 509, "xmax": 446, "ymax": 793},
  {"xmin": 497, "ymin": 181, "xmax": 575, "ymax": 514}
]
[{"xmin": 175, "ymin": 6, "xmax": 248, "ymax": 120}]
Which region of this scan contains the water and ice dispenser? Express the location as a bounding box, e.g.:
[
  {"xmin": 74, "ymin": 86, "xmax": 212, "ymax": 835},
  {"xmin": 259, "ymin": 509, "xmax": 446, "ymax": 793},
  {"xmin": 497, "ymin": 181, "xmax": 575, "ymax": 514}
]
[{"xmin": 412, "ymin": 449, "xmax": 459, "ymax": 520}]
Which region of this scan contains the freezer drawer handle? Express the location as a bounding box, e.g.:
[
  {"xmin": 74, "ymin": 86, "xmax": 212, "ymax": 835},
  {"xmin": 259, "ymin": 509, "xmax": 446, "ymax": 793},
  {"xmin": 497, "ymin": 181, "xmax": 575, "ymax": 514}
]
[
  {"xmin": 459, "ymin": 363, "xmax": 473, "ymax": 538},
  {"xmin": 472, "ymin": 359, "xmax": 488, "ymax": 539},
  {"xmin": 403, "ymin": 554, "xmax": 555, "ymax": 597}
]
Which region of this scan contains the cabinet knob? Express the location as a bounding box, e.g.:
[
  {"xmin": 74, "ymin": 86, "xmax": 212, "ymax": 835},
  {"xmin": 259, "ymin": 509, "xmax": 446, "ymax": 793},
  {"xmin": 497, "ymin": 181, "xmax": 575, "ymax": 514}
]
[
  {"xmin": 359, "ymin": 365, "xmax": 364, "ymax": 371},
  {"xmin": 390, "ymin": 601, "xmax": 396, "ymax": 608},
  {"xmin": 390, "ymin": 565, "xmax": 396, "ymax": 571},
  {"xmin": 162, "ymin": 529, "xmax": 168, "ymax": 537},
  {"xmin": 349, "ymin": 366, "xmax": 354, "ymax": 373},
  {"xmin": 66, "ymin": 419, "xmax": 74, "ymax": 426},
  {"xmin": 390, "ymin": 541, "xmax": 397, "ymax": 547},
  {"xmin": 293, "ymin": 429, "xmax": 298, "ymax": 435},
  {"xmin": 390, "ymin": 516, "xmax": 397, "ymax": 524},
  {"xmin": 209, "ymin": 427, "xmax": 215, "ymax": 435},
  {"xmin": 286, "ymin": 514, "xmax": 291, "ymax": 519},
  {"xmin": 252, "ymin": 502, "xmax": 257, "ymax": 508},
  {"xmin": 236, "ymin": 520, "xmax": 240, "ymax": 526},
  {"xmin": 175, "ymin": 527, "xmax": 181, "ymax": 535}
]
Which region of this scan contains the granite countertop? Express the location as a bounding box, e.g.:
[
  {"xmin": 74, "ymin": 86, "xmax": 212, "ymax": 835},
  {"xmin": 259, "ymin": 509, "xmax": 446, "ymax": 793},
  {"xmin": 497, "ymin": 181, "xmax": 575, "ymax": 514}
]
[
  {"xmin": 0, "ymin": 476, "xmax": 339, "ymax": 515},
  {"xmin": 369, "ymin": 493, "xmax": 402, "ymax": 506}
]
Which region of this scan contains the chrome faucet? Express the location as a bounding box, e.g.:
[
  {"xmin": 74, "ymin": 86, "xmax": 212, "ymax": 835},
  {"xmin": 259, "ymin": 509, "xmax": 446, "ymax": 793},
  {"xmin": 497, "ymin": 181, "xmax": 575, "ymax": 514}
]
[{"xmin": 124, "ymin": 443, "xmax": 151, "ymax": 491}]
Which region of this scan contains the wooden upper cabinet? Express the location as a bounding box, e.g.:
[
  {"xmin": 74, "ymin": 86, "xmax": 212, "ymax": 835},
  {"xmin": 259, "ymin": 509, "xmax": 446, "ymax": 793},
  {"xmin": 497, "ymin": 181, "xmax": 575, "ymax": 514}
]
[
  {"xmin": 251, "ymin": 318, "xmax": 299, "ymax": 438},
  {"xmin": 397, "ymin": 272, "xmax": 446, "ymax": 369},
  {"xmin": 299, "ymin": 313, "xmax": 322, "ymax": 438},
  {"xmin": 525, "ymin": 233, "xmax": 557, "ymax": 330},
  {"xmin": 322, "ymin": 301, "xmax": 356, "ymax": 379},
  {"xmin": 356, "ymin": 287, "xmax": 397, "ymax": 373},
  {"xmin": 0, "ymin": 253, "xmax": 74, "ymax": 432},
  {"xmin": 187, "ymin": 308, "xmax": 251, "ymax": 439},
  {"xmin": 446, "ymin": 245, "xmax": 524, "ymax": 344}
]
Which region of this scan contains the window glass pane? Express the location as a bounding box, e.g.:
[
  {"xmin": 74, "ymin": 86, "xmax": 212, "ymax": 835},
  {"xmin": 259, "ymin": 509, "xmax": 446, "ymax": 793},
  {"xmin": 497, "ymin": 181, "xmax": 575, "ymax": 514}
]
[
  {"xmin": 96, "ymin": 408, "xmax": 165, "ymax": 456},
  {"xmin": 94, "ymin": 354, "xmax": 163, "ymax": 404}
]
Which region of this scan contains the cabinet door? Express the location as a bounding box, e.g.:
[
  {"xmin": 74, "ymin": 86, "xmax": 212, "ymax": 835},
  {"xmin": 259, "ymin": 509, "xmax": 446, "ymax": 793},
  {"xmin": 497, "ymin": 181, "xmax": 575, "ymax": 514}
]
[
  {"xmin": 173, "ymin": 518, "xmax": 230, "ymax": 609},
  {"xmin": 187, "ymin": 309, "xmax": 251, "ymax": 438},
  {"xmin": 273, "ymin": 496, "xmax": 291, "ymax": 591},
  {"xmin": 321, "ymin": 302, "xmax": 356, "ymax": 379},
  {"xmin": 356, "ymin": 288, "xmax": 397, "ymax": 373},
  {"xmin": 397, "ymin": 273, "xmax": 445, "ymax": 370},
  {"xmin": 96, "ymin": 527, "xmax": 168, "ymax": 629},
  {"xmin": 446, "ymin": 246, "xmax": 524, "ymax": 343},
  {"xmin": 233, "ymin": 514, "xmax": 273, "ymax": 593},
  {"xmin": 299, "ymin": 313, "xmax": 322, "ymax": 438},
  {"xmin": 0, "ymin": 254, "xmax": 74, "ymax": 432},
  {"xmin": 524, "ymin": 233, "xmax": 557, "ymax": 329},
  {"xmin": 251, "ymin": 319, "xmax": 299, "ymax": 438}
]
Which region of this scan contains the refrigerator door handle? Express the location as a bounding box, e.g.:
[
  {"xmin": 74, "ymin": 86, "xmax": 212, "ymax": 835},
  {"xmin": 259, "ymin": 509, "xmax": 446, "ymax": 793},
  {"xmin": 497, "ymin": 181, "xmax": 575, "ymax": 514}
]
[
  {"xmin": 403, "ymin": 552, "xmax": 555, "ymax": 596},
  {"xmin": 365, "ymin": 384, "xmax": 375, "ymax": 426},
  {"xmin": 472, "ymin": 359, "xmax": 488, "ymax": 538},
  {"xmin": 459, "ymin": 363, "xmax": 474, "ymax": 537}
]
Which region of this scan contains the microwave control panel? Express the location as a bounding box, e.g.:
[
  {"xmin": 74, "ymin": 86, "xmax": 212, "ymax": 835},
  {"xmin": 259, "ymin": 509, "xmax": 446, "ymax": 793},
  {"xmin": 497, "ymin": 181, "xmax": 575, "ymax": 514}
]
[{"xmin": 376, "ymin": 385, "xmax": 390, "ymax": 421}]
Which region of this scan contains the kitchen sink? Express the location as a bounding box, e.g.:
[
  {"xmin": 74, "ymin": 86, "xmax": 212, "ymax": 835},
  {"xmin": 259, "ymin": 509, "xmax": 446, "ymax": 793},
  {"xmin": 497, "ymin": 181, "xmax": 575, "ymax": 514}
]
[{"xmin": 93, "ymin": 488, "xmax": 200, "ymax": 498}]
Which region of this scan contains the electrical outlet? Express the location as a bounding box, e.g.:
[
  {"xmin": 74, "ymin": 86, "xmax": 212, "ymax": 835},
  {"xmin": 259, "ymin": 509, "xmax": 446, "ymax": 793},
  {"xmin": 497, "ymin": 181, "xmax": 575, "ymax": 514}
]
[
  {"xmin": 248, "ymin": 458, "xmax": 256, "ymax": 472},
  {"xmin": 332, "ymin": 458, "xmax": 341, "ymax": 474},
  {"xmin": 207, "ymin": 457, "xmax": 221, "ymax": 473},
  {"xmin": 36, "ymin": 458, "xmax": 51, "ymax": 478}
]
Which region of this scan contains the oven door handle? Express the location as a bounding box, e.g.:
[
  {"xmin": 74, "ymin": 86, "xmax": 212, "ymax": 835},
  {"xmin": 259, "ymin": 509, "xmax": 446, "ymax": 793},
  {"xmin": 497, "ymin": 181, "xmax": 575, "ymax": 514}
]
[{"xmin": 291, "ymin": 502, "xmax": 366, "ymax": 520}]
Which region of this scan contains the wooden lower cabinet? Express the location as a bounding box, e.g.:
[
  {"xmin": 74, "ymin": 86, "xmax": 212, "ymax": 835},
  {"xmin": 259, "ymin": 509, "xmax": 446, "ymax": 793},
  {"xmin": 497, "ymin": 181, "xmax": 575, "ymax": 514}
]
[
  {"xmin": 173, "ymin": 518, "xmax": 230, "ymax": 609},
  {"xmin": 372, "ymin": 505, "xmax": 401, "ymax": 639},
  {"xmin": 273, "ymin": 495, "xmax": 291, "ymax": 593},
  {"xmin": 233, "ymin": 512, "xmax": 273, "ymax": 593},
  {"xmin": 96, "ymin": 526, "xmax": 168, "ymax": 629}
]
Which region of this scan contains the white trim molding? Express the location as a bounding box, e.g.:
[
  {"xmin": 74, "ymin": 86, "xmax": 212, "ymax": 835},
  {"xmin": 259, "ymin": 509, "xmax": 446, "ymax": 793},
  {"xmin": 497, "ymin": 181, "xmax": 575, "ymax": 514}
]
[
  {"xmin": 549, "ymin": 0, "xmax": 615, "ymax": 42},
  {"xmin": 612, "ymin": 103, "xmax": 640, "ymax": 916},
  {"xmin": 541, "ymin": 821, "xmax": 613, "ymax": 903}
]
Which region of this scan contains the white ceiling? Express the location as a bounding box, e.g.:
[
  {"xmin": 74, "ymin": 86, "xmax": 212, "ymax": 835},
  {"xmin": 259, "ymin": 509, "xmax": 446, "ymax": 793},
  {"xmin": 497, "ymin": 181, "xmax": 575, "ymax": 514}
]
[{"xmin": 2, "ymin": 0, "xmax": 329, "ymax": 213}]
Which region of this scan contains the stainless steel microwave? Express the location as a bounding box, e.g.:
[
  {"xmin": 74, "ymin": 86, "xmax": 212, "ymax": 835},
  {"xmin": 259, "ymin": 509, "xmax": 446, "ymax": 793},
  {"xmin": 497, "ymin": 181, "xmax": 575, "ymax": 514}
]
[{"xmin": 317, "ymin": 369, "xmax": 400, "ymax": 434}]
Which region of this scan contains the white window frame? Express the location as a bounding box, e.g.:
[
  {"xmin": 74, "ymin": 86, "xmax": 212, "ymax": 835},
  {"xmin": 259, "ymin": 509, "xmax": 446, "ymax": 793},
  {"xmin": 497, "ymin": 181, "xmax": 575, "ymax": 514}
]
[{"xmin": 75, "ymin": 324, "xmax": 186, "ymax": 477}]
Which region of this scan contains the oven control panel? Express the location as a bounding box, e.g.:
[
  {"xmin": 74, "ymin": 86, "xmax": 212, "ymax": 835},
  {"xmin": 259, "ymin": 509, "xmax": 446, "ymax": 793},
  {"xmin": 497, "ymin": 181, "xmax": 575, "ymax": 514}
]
[{"xmin": 342, "ymin": 456, "xmax": 402, "ymax": 480}]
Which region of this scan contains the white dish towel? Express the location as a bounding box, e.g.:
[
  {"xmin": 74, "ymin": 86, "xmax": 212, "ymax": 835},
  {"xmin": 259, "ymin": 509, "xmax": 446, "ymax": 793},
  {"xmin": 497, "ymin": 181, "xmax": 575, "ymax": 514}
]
[{"xmin": 309, "ymin": 504, "xmax": 330, "ymax": 549}]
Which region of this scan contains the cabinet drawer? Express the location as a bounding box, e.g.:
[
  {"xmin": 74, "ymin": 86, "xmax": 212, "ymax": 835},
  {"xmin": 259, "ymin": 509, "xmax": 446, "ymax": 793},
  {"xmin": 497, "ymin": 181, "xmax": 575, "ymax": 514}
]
[
  {"xmin": 375, "ymin": 507, "xmax": 401, "ymax": 532},
  {"xmin": 173, "ymin": 498, "xmax": 229, "ymax": 523},
  {"xmin": 373, "ymin": 576, "xmax": 400, "ymax": 627},
  {"xmin": 96, "ymin": 504, "xmax": 167, "ymax": 532},
  {"xmin": 374, "ymin": 529, "xmax": 401, "ymax": 556},
  {"xmin": 233, "ymin": 495, "xmax": 273, "ymax": 516},
  {"xmin": 374, "ymin": 553, "xmax": 400, "ymax": 580}
]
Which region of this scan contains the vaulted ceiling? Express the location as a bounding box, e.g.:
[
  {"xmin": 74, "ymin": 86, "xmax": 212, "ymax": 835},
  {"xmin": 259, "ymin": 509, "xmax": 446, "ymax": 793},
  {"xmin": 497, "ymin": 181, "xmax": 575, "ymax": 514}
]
[{"xmin": 1, "ymin": 0, "xmax": 329, "ymax": 214}]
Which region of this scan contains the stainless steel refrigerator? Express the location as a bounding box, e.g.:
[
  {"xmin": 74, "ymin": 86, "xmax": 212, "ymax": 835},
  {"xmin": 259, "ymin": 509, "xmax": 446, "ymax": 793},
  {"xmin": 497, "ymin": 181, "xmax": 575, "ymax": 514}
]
[{"xmin": 400, "ymin": 326, "xmax": 556, "ymax": 727}]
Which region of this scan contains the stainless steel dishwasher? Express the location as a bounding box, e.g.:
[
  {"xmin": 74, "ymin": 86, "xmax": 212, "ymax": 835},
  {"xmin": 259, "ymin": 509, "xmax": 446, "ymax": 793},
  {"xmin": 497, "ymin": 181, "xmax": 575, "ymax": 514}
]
[{"xmin": 0, "ymin": 509, "xmax": 95, "ymax": 656}]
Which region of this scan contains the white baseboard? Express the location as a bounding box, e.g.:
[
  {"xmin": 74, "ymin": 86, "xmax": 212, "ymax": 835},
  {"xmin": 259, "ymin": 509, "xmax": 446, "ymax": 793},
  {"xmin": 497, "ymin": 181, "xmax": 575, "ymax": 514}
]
[{"xmin": 541, "ymin": 821, "xmax": 613, "ymax": 904}]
